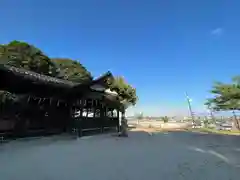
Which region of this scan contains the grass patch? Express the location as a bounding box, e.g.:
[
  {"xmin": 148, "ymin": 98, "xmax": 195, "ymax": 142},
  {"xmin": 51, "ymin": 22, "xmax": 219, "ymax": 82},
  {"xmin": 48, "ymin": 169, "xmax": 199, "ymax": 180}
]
[{"xmin": 187, "ymin": 127, "xmax": 240, "ymax": 136}]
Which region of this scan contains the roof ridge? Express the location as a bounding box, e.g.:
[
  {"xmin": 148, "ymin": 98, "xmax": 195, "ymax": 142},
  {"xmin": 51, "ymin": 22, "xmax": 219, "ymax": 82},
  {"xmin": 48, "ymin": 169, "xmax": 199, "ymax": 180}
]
[{"xmin": 0, "ymin": 64, "xmax": 77, "ymax": 87}]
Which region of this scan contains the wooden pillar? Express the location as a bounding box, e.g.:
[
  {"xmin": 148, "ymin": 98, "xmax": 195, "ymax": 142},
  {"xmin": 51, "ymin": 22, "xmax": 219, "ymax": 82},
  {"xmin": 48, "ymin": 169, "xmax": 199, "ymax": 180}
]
[
  {"xmin": 117, "ymin": 110, "xmax": 120, "ymax": 132},
  {"xmin": 119, "ymin": 109, "xmax": 128, "ymax": 137},
  {"xmin": 100, "ymin": 106, "xmax": 105, "ymax": 133},
  {"xmin": 78, "ymin": 103, "xmax": 83, "ymax": 137}
]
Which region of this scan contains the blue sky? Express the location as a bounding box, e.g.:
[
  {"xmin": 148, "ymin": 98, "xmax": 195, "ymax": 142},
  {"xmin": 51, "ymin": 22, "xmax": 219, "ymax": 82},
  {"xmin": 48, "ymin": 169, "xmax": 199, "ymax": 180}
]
[{"xmin": 1, "ymin": 0, "xmax": 240, "ymax": 116}]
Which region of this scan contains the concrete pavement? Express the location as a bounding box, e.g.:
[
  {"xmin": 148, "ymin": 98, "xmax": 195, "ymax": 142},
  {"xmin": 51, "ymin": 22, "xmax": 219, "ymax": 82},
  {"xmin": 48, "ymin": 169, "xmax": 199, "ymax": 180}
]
[{"xmin": 0, "ymin": 131, "xmax": 240, "ymax": 180}]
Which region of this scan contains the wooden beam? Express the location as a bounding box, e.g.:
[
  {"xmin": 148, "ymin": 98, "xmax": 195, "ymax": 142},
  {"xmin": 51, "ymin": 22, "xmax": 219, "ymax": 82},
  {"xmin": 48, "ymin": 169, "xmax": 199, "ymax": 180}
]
[
  {"xmin": 38, "ymin": 98, "xmax": 42, "ymax": 105},
  {"xmin": 57, "ymin": 100, "xmax": 60, "ymax": 107},
  {"xmin": 27, "ymin": 96, "xmax": 31, "ymax": 103}
]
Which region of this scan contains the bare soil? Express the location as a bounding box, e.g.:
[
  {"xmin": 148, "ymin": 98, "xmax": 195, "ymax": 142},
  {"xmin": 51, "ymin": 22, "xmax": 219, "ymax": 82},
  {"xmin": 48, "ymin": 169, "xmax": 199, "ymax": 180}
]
[{"xmin": 129, "ymin": 127, "xmax": 187, "ymax": 133}]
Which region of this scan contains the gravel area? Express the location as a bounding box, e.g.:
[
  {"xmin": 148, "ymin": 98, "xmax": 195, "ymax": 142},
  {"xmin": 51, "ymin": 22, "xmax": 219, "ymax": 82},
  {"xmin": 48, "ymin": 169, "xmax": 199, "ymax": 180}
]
[{"xmin": 0, "ymin": 131, "xmax": 240, "ymax": 180}]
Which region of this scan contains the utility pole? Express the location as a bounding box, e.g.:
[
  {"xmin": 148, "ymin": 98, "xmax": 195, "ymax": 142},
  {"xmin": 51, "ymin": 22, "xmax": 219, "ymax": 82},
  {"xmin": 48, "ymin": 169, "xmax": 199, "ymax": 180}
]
[{"xmin": 185, "ymin": 92, "xmax": 195, "ymax": 123}]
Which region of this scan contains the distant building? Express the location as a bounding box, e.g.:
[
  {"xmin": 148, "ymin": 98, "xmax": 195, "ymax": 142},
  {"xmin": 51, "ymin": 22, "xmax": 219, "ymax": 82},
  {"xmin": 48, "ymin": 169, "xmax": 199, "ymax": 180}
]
[{"xmin": 217, "ymin": 123, "xmax": 232, "ymax": 131}]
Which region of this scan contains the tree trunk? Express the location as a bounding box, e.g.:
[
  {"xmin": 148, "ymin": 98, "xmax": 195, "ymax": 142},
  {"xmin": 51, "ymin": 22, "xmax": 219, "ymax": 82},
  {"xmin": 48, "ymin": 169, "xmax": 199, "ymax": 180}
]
[{"xmin": 232, "ymin": 110, "xmax": 240, "ymax": 130}]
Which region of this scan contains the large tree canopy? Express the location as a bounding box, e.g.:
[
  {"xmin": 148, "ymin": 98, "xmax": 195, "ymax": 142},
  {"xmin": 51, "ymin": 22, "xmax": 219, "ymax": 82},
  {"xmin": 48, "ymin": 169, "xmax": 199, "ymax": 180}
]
[
  {"xmin": 0, "ymin": 41, "xmax": 92, "ymax": 82},
  {"xmin": 205, "ymin": 77, "xmax": 240, "ymax": 111},
  {"xmin": 0, "ymin": 41, "xmax": 61, "ymax": 107},
  {"xmin": 110, "ymin": 76, "xmax": 137, "ymax": 106},
  {"xmin": 0, "ymin": 40, "xmax": 138, "ymax": 109},
  {"xmin": 205, "ymin": 76, "xmax": 240, "ymax": 129},
  {"xmin": 0, "ymin": 41, "xmax": 60, "ymax": 76},
  {"xmin": 51, "ymin": 58, "xmax": 92, "ymax": 82}
]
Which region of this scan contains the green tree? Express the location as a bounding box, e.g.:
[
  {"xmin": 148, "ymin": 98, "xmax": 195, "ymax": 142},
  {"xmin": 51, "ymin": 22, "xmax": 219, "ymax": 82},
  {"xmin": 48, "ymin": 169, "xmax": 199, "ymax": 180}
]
[
  {"xmin": 0, "ymin": 41, "xmax": 62, "ymax": 107},
  {"xmin": 203, "ymin": 119, "xmax": 209, "ymax": 127},
  {"xmin": 205, "ymin": 76, "xmax": 240, "ymax": 130},
  {"xmin": 0, "ymin": 41, "xmax": 138, "ymax": 111},
  {"xmin": 109, "ymin": 76, "xmax": 137, "ymax": 106},
  {"xmin": 51, "ymin": 58, "xmax": 92, "ymax": 82},
  {"xmin": 0, "ymin": 40, "xmax": 59, "ymax": 76},
  {"xmin": 161, "ymin": 116, "xmax": 169, "ymax": 123}
]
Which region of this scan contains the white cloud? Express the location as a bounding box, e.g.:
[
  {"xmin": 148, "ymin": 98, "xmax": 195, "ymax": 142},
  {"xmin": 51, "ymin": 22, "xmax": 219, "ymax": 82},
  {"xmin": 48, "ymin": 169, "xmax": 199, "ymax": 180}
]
[{"xmin": 211, "ymin": 28, "xmax": 224, "ymax": 36}]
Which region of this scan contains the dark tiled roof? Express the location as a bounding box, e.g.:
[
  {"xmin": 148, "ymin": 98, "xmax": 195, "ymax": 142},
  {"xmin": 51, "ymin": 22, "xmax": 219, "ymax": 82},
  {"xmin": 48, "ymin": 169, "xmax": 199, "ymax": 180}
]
[
  {"xmin": 0, "ymin": 64, "xmax": 115, "ymax": 99},
  {"xmin": 71, "ymin": 71, "xmax": 113, "ymax": 90},
  {"xmin": 83, "ymin": 90, "xmax": 124, "ymax": 110},
  {"xmin": 0, "ymin": 64, "xmax": 78, "ymax": 88},
  {"xmin": 0, "ymin": 64, "xmax": 113, "ymax": 88}
]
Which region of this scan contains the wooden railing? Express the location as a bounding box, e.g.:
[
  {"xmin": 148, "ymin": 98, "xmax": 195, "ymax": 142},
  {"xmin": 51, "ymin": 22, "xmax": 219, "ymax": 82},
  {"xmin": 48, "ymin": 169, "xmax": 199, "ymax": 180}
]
[
  {"xmin": 73, "ymin": 117, "xmax": 119, "ymax": 136},
  {"xmin": 0, "ymin": 116, "xmax": 120, "ymax": 139}
]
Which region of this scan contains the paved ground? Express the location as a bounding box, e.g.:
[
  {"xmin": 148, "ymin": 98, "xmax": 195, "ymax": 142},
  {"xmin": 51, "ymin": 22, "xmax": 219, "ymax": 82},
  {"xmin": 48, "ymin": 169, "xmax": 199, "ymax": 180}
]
[{"xmin": 0, "ymin": 131, "xmax": 240, "ymax": 180}]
